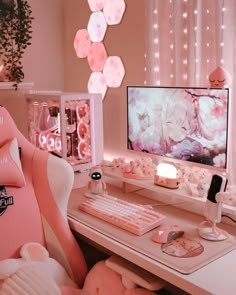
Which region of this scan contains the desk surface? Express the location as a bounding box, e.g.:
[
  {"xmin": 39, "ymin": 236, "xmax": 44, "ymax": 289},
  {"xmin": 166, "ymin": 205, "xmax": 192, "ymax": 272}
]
[{"xmin": 68, "ymin": 184, "xmax": 236, "ymax": 295}]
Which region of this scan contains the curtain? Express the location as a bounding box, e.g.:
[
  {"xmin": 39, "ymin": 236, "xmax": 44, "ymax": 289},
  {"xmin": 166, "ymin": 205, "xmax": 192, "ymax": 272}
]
[{"xmin": 145, "ymin": 0, "xmax": 236, "ymax": 183}]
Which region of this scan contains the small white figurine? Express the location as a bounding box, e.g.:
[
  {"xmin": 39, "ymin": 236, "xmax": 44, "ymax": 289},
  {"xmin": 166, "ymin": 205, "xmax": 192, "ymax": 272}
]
[
  {"xmin": 88, "ymin": 165, "xmax": 106, "ymax": 195},
  {"xmin": 197, "ymin": 181, "xmax": 209, "ymax": 198}
]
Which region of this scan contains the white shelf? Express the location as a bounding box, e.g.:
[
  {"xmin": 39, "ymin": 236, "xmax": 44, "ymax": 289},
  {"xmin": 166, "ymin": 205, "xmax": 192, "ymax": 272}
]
[
  {"xmin": 103, "ymin": 168, "xmax": 236, "ymax": 217},
  {"xmin": 0, "ymin": 82, "xmax": 34, "ymax": 90}
]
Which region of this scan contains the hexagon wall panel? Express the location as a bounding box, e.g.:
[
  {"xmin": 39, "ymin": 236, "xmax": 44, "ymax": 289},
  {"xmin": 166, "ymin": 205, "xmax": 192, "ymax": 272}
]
[
  {"xmin": 74, "ymin": 29, "xmax": 91, "ymax": 58},
  {"xmin": 87, "ymin": 42, "xmax": 107, "ymax": 72},
  {"xmin": 103, "ymin": 0, "xmax": 126, "ymax": 25},
  {"xmin": 88, "ymin": 0, "xmax": 106, "ymax": 12},
  {"xmin": 74, "ymin": 1, "xmax": 127, "ymax": 99},
  {"xmin": 87, "ymin": 11, "xmax": 107, "ymax": 42},
  {"xmin": 88, "ymin": 72, "xmax": 107, "ymax": 99},
  {"xmin": 103, "ymin": 56, "xmax": 125, "ymax": 87}
]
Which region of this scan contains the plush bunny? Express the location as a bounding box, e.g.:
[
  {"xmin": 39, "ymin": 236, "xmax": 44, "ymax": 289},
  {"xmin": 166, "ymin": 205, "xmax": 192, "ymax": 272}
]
[
  {"xmin": 0, "ymin": 242, "xmax": 78, "ymax": 295},
  {"xmin": 0, "ymin": 243, "xmax": 160, "ymax": 295}
]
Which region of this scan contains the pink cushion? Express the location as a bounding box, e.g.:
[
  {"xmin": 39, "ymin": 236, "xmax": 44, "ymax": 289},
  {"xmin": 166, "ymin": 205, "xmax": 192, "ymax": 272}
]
[{"xmin": 0, "ymin": 138, "xmax": 25, "ymax": 187}]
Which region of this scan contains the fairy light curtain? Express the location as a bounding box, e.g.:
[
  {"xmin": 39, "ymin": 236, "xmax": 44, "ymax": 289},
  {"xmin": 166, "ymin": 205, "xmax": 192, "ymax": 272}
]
[
  {"xmin": 145, "ymin": 0, "xmax": 236, "ymax": 184},
  {"xmin": 145, "ymin": 0, "xmax": 235, "ymax": 87}
]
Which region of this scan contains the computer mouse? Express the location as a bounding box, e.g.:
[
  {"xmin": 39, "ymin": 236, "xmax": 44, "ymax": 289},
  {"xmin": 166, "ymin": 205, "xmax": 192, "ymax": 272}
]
[{"xmin": 152, "ymin": 224, "xmax": 184, "ymax": 244}]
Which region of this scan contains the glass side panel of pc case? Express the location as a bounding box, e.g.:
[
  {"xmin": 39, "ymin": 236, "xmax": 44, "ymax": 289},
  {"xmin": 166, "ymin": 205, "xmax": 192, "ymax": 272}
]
[{"xmin": 26, "ymin": 92, "xmax": 103, "ymax": 172}]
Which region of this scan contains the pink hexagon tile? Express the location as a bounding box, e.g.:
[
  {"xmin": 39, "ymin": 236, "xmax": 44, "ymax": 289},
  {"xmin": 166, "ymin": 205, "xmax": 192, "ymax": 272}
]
[
  {"xmin": 87, "ymin": 11, "xmax": 107, "ymax": 42},
  {"xmin": 87, "ymin": 42, "xmax": 107, "ymax": 72},
  {"xmin": 74, "ymin": 1, "xmax": 127, "ymax": 99},
  {"xmin": 74, "ymin": 29, "xmax": 91, "ymax": 58},
  {"xmin": 103, "ymin": 0, "xmax": 126, "ymax": 25},
  {"xmin": 103, "ymin": 56, "xmax": 125, "ymax": 87},
  {"xmin": 88, "ymin": 0, "xmax": 106, "ymax": 12},
  {"xmin": 88, "ymin": 72, "xmax": 107, "ymax": 99}
]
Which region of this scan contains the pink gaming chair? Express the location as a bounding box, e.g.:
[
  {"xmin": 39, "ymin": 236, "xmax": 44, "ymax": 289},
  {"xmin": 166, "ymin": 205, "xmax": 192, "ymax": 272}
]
[{"xmin": 0, "ymin": 105, "xmax": 87, "ymax": 287}]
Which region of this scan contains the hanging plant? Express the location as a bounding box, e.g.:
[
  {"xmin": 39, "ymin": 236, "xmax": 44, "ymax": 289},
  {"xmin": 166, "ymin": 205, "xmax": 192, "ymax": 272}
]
[{"xmin": 0, "ymin": 0, "xmax": 33, "ymax": 89}]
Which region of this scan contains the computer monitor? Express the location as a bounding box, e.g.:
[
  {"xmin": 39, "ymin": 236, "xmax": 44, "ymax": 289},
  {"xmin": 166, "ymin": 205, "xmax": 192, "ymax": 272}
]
[{"xmin": 127, "ymin": 86, "xmax": 229, "ymax": 171}]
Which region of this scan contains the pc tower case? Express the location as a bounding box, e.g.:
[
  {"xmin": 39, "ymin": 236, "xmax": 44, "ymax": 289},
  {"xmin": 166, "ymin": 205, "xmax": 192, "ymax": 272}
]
[{"xmin": 26, "ymin": 92, "xmax": 103, "ymax": 172}]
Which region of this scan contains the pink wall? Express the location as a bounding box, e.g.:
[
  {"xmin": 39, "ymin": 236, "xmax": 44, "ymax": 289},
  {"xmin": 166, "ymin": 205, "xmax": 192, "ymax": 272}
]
[{"xmin": 23, "ymin": 0, "xmax": 64, "ymax": 90}]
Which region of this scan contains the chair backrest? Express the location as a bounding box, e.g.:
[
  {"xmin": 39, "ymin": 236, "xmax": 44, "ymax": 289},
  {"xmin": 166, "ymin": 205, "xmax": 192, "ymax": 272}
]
[{"xmin": 0, "ymin": 106, "xmax": 87, "ymax": 287}]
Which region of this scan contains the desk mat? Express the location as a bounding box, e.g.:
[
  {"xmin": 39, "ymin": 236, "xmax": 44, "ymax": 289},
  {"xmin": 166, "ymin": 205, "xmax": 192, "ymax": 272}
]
[{"xmin": 69, "ymin": 187, "xmax": 236, "ymax": 275}]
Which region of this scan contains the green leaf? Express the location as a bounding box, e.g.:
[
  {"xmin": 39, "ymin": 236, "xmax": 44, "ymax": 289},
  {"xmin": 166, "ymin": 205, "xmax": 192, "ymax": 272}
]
[{"xmin": 0, "ymin": 0, "xmax": 33, "ymax": 88}]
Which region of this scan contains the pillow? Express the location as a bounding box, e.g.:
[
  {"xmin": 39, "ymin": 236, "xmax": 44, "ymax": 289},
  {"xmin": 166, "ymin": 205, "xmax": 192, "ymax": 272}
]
[{"xmin": 0, "ymin": 138, "xmax": 25, "ymax": 187}]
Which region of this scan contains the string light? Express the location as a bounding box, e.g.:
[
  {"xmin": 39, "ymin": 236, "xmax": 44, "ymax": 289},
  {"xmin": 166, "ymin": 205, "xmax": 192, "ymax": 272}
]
[
  {"xmin": 144, "ymin": 53, "xmax": 147, "ymax": 84},
  {"xmin": 182, "ymin": 0, "xmax": 188, "ymax": 84},
  {"xmin": 169, "ymin": 0, "xmax": 175, "ymax": 82},
  {"xmin": 220, "ymin": 1, "xmax": 226, "ymax": 66}
]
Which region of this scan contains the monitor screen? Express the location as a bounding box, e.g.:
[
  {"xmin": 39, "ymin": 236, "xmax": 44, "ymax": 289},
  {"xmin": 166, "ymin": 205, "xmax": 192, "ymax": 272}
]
[{"xmin": 127, "ymin": 86, "xmax": 229, "ymax": 169}]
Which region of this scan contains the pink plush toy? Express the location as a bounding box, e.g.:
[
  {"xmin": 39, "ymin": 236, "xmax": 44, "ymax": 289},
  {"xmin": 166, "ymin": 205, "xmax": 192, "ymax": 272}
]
[
  {"xmin": 0, "ymin": 243, "xmax": 159, "ymax": 295},
  {"xmin": 0, "ymin": 242, "xmax": 78, "ymax": 294},
  {"xmin": 76, "ymin": 260, "xmax": 158, "ymax": 295},
  {"xmin": 208, "ymin": 66, "xmax": 231, "ymax": 88}
]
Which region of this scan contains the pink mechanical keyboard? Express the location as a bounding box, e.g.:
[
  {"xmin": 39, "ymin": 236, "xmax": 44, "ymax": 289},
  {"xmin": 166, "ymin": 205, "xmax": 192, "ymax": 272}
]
[{"xmin": 78, "ymin": 193, "xmax": 166, "ymax": 236}]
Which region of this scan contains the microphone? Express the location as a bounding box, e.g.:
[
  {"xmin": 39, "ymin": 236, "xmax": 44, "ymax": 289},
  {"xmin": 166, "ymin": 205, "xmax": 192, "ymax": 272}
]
[
  {"xmin": 206, "ymin": 174, "xmax": 227, "ymax": 223},
  {"xmin": 198, "ymin": 174, "xmax": 228, "ymax": 241}
]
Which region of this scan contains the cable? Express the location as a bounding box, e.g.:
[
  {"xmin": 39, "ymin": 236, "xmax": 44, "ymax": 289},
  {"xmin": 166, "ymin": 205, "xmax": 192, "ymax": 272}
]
[{"xmin": 221, "ymin": 214, "xmax": 236, "ymax": 224}]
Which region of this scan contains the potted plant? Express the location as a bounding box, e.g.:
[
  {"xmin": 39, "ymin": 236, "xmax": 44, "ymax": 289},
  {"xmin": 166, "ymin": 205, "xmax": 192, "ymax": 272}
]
[{"xmin": 0, "ymin": 0, "xmax": 33, "ymax": 89}]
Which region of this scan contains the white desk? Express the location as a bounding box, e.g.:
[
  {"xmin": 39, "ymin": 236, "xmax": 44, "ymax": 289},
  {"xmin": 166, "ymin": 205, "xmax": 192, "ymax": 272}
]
[{"xmin": 68, "ymin": 182, "xmax": 236, "ymax": 295}]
